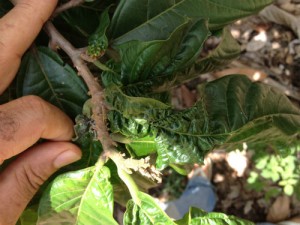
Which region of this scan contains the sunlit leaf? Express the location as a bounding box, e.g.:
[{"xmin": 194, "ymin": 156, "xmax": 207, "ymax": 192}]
[
  {"xmin": 123, "ymin": 192, "xmax": 175, "ymax": 225},
  {"xmin": 175, "ymin": 207, "xmax": 254, "ymax": 225},
  {"xmin": 38, "ymin": 166, "xmax": 118, "ymax": 225}
]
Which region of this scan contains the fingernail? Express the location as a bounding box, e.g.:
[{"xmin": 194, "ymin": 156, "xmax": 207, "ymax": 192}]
[{"xmin": 53, "ymin": 150, "xmax": 81, "ymax": 168}]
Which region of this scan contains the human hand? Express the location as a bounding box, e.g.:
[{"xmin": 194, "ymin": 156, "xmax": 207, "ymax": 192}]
[{"xmin": 0, "ymin": 1, "xmax": 82, "ymax": 224}]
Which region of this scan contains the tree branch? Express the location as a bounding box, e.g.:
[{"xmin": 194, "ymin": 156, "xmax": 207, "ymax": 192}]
[
  {"xmin": 53, "ymin": 0, "xmax": 85, "ymax": 17},
  {"xmin": 44, "ymin": 21, "xmax": 161, "ymax": 182},
  {"xmin": 44, "ymin": 21, "xmax": 116, "ymax": 155}
]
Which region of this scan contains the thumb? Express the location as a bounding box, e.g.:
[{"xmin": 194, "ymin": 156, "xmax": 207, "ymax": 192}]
[{"xmin": 0, "ymin": 142, "xmax": 81, "ymax": 225}]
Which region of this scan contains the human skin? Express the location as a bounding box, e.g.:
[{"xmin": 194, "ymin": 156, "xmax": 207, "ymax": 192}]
[{"xmin": 0, "ymin": 1, "xmax": 82, "ymax": 224}]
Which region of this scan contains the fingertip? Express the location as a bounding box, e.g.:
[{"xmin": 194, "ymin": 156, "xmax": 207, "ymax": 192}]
[{"xmin": 53, "ymin": 144, "xmax": 82, "ymax": 169}]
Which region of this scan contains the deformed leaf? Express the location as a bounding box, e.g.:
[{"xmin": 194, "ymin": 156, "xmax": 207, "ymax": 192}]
[
  {"xmin": 123, "ymin": 192, "xmax": 175, "ymax": 225},
  {"xmin": 38, "ymin": 166, "xmax": 118, "ymax": 225},
  {"xmin": 108, "ymin": 111, "xmax": 151, "ymax": 138},
  {"xmin": 152, "ymin": 75, "xmax": 300, "ymax": 169},
  {"xmin": 105, "ymin": 86, "xmax": 170, "ymax": 118},
  {"xmin": 17, "ymin": 47, "xmax": 89, "ymax": 119}
]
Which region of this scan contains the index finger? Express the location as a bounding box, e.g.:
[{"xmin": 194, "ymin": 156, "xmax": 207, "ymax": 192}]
[{"xmin": 0, "ymin": 0, "xmax": 58, "ymax": 93}]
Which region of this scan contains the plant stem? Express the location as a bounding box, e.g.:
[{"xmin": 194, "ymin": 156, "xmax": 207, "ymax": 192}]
[
  {"xmin": 53, "ymin": 0, "xmax": 85, "ymax": 17},
  {"xmin": 44, "ymin": 21, "xmax": 117, "ymax": 157},
  {"xmin": 117, "ymin": 167, "xmax": 141, "ymax": 206}
]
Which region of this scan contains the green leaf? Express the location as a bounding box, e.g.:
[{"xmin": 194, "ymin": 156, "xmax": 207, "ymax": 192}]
[
  {"xmin": 111, "ymin": 0, "xmax": 273, "ymax": 45},
  {"xmin": 126, "ymin": 136, "xmax": 157, "ymax": 157},
  {"xmin": 105, "ymin": 86, "xmax": 170, "ymax": 117},
  {"xmin": 114, "ymin": 19, "xmax": 210, "ymax": 94},
  {"xmin": 255, "ymin": 156, "xmax": 269, "ymax": 170},
  {"xmin": 108, "ymin": 111, "xmax": 151, "ymax": 138},
  {"xmin": 116, "ymin": 19, "xmax": 191, "ymax": 85},
  {"xmin": 147, "ymin": 27, "xmax": 238, "ymax": 93},
  {"xmin": 192, "ymin": 27, "xmax": 241, "ymax": 76},
  {"xmin": 109, "ymin": 0, "xmax": 176, "ymax": 39},
  {"xmin": 175, "ymin": 207, "xmax": 254, "ymax": 225},
  {"xmin": 87, "ymin": 7, "xmax": 110, "ymax": 57},
  {"xmin": 38, "ymin": 166, "xmax": 118, "ymax": 225},
  {"xmin": 153, "ymin": 75, "xmax": 300, "ymax": 169},
  {"xmin": 123, "ymin": 192, "xmax": 175, "ymax": 225},
  {"xmin": 58, "ymin": 3, "xmax": 103, "ymax": 37},
  {"xmin": 163, "ymin": 19, "xmax": 211, "ymax": 74},
  {"xmin": 17, "ymin": 207, "xmax": 38, "ymax": 225},
  {"xmin": 284, "ymin": 184, "xmax": 294, "ymax": 196},
  {"xmin": 17, "ymin": 47, "xmax": 89, "ymax": 119}
]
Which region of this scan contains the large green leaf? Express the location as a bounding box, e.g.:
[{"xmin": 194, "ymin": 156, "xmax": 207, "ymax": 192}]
[
  {"xmin": 38, "ymin": 166, "xmax": 118, "ymax": 225},
  {"xmin": 152, "ymin": 75, "xmax": 300, "ymax": 169},
  {"xmin": 109, "ymin": 0, "xmax": 176, "ymax": 39},
  {"xmin": 17, "ymin": 47, "xmax": 89, "ymax": 119},
  {"xmin": 114, "ymin": 19, "xmax": 210, "ymax": 95},
  {"xmin": 116, "ymin": 19, "xmax": 191, "ymax": 85},
  {"xmin": 123, "ymin": 192, "xmax": 175, "ymax": 225},
  {"xmin": 175, "ymin": 207, "xmax": 254, "ymax": 225},
  {"xmin": 124, "ymin": 27, "xmax": 236, "ymax": 94},
  {"xmin": 111, "ymin": 0, "xmax": 273, "ymax": 45}
]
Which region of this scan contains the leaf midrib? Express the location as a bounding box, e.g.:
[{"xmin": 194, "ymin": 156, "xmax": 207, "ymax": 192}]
[
  {"xmin": 76, "ymin": 167, "xmax": 98, "ymax": 223},
  {"xmin": 33, "ymin": 48, "xmax": 64, "ymax": 111}
]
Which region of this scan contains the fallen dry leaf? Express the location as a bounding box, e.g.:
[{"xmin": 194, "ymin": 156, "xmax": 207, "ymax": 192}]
[
  {"xmin": 244, "ymin": 201, "xmax": 254, "ymax": 215},
  {"xmin": 267, "ymin": 195, "xmax": 291, "ymax": 223},
  {"xmin": 180, "ymin": 85, "xmax": 197, "ymax": 108},
  {"xmin": 226, "ymin": 150, "xmax": 248, "ymax": 177},
  {"xmin": 259, "ymin": 5, "xmax": 300, "ymax": 38},
  {"xmin": 214, "ymin": 67, "xmax": 267, "ymax": 82}
]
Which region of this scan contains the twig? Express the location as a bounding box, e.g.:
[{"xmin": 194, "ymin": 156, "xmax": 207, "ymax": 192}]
[
  {"xmin": 44, "ymin": 21, "xmax": 116, "ymax": 155},
  {"xmin": 53, "ymin": 0, "xmax": 85, "ymax": 17}
]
